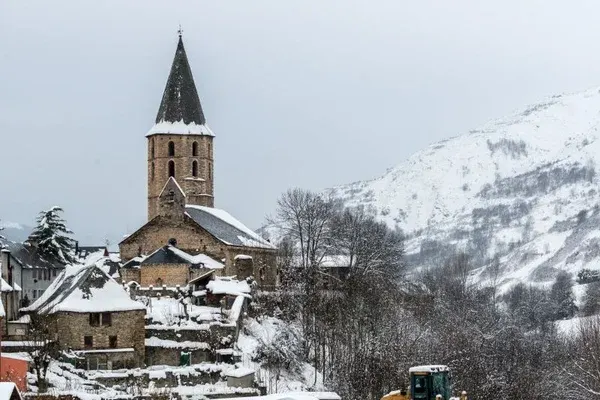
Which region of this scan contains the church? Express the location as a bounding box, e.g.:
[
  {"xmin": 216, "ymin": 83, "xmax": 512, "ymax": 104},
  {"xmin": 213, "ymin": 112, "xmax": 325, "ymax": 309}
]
[{"xmin": 119, "ymin": 33, "xmax": 278, "ymax": 288}]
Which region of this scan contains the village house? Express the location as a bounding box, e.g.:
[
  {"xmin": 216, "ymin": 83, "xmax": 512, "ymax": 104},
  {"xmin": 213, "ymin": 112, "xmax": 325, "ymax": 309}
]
[
  {"xmin": 118, "ymin": 34, "xmax": 278, "ymax": 288},
  {"xmin": 22, "ymin": 258, "xmax": 146, "ymax": 370},
  {"xmin": 0, "ymin": 240, "xmax": 64, "ymax": 305},
  {"xmin": 120, "ymin": 238, "xmax": 224, "ymax": 287}
]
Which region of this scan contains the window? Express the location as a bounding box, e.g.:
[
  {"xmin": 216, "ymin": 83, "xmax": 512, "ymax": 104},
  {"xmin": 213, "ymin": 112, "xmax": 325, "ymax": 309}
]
[
  {"xmin": 168, "ymin": 141, "xmax": 175, "ymax": 156},
  {"xmin": 192, "ymin": 141, "xmax": 198, "ymax": 156},
  {"xmin": 101, "ymin": 312, "xmax": 112, "ymax": 326},
  {"xmin": 53, "ymin": 269, "xmax": 58, "ymax": 277},
  {"xmin": 192, "ymin": 161, "xmax": 198, "ymax": 177},
  {"xmin": 151, "ymin": 161, "xmax": 155, "ymax": 181},
  {"xmin": 168, "ymin": 160, "xmax": 175, "ymax": 177},
  {"xmin": 89, "ymin": 313, "xmax": 100, "ymax": 327},
  {"xmin": 209, "ymin": 164, "xmax": 212, "ymax": 181},
  {"xmin": 208, "ymin": 141, "xmax": 211, "ymax": 154},
  {"xmin": 151, "ymin": 140, "xmax": 155, "ymax": 158},
  {"xmin": 84, "ymin": 335, "xmax": 93, "ymax": 348},
  {"xmin": 109, "ymin": 335, "xmax": 118, "ymax": 349}
]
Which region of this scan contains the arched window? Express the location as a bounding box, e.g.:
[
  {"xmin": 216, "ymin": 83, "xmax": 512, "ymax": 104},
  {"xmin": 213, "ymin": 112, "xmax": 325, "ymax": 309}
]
[
  {"xmin": 151, "ymin": 162, "xmax": 155, "ymax": 181},
  {"xmin": 168, "ymin": 141, "xmax": 175, "ymax": 157},
  {"xmin": 151, "ymin": 140, "xmax": 155, "ymax": 158},
  {"xmin": 192, "ymin": 160, "xmax": 198, "ymax": 177},
  {"xmin": 192, "ymin": 141, "xmax": 198, "ymax": 156},
  {"xmin": 208, "ymin": 141, "xmax": 211, "ymax": 155},
  {"xmin": 209, "ymin": 163, "xmax": 212, "ymax": 180},
  {"xmin": 168, "ymin": 160, "xmax": 175, "ymax": 177}
]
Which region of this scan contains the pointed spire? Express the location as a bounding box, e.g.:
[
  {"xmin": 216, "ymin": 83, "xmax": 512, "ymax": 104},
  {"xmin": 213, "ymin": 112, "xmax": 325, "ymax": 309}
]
[{"xmin": 155, "ymin": 33, "xmax": 206, "ymax": 125}]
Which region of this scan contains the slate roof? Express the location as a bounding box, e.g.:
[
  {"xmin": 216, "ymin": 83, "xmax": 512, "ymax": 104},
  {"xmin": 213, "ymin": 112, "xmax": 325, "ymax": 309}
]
[
  {"xmin": 155, "ymin": 35, "xmax": 205, "ymax": 125},
  {"xmin": 185, "ymin": 205, "xmax": 276, "ymax": 250},
  {"xmin": 76, "ymin": 246, "xmax": 108, "ymax": 259},
  {"xmin": 143, "ymin": 246, "xmax": 193, "ymax": 265},
  {"xmin": 22, "ymin": 257, "xmax": 145, "ymax": 314},
  {"xmin": 0, "ymin": 239, "xmax": 63, "ymax": 270},
  {"xmin": 142, "ymin": 246, "xmax": 224, "ymax": 269}
]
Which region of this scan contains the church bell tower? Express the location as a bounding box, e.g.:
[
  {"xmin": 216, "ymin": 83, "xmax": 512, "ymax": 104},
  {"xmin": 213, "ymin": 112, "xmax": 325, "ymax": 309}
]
[{"xmin": 146, "ymin": 33, "xmax": 215, "ymax": 221}]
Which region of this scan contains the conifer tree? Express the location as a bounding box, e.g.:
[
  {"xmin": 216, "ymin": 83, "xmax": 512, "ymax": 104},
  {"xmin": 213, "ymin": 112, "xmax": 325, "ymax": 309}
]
[
  {"xmin": 27, "ymin": 206, "xmax": 76, "ymax": 265},
  {"xmin": 550, "ymin": 270, "xmax": 577, "ymax": 320}
]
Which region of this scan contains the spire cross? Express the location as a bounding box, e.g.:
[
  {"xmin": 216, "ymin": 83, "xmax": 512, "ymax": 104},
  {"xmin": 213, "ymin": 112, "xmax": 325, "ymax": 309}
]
[{"xmin": 178, "ymin": 24, "xmax": 183, "ymax": 38}]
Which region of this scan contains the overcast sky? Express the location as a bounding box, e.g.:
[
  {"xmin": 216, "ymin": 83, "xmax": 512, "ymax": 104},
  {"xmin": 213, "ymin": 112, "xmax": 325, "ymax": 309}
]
[{"xmin": 2, "ymin": 0, "xmax": 600, "ymax": 245}]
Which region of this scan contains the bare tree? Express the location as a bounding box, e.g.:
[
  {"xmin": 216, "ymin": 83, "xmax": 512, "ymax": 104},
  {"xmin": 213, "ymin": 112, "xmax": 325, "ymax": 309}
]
[
  {"xmin": 268, "ymin": 188, "xmax": 339, "ymax": 269},
  {"xmin": 330, "ymin": 207, "xmax": 405, "ymax": 279},
  {"xmin": 26, "ymin": 314, "xmax": 59, "ymax": 392},
  {"xmin": 566, "ymin": 316, "xmax": 600, "ymax": 398}
]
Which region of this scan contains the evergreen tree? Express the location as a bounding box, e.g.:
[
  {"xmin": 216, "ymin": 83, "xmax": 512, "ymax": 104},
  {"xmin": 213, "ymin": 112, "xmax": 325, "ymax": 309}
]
[
  {"xmin": 550, "ymin": 271, "xmax": 577, "ymax": 320},
  {"xmin": 27, "ymin": 206, "xmax": 76, "ymax": 265}
]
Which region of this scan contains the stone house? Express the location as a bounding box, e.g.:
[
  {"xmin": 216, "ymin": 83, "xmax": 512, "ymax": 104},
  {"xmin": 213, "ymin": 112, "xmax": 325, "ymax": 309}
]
[
  {"xmin": 22, "ymin": 259, "xmax": 146, "ymax": 370},
  {"xmin": 119, "ymin": 34, "xmax": 278, "ymax": 288},
  {"xmin": 120, "ymin": 239, "xmax": 224, "ymax": 287}
]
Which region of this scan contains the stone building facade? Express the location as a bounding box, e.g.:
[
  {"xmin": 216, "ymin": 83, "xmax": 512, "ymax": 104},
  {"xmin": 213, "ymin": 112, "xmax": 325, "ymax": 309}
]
[
  {"xmin": 22, "ymin": 261, "xmax": 147, "ymax": 370},
  {"xmin": 121, "ymin": 241, "xmax": 224, "ymax": 288},
  {"xmin": 120, "ymin": 34, "xmax": 278, "ymax": 288},
  {"xmin": 52, "ymin": 310, "xmax": 145, "ymax": 369}
]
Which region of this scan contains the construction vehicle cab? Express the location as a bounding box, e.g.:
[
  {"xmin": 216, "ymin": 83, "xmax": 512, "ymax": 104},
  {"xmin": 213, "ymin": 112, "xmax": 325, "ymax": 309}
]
[{"xmin": 408, "ymin": 365, "xmax": 451, "ymax": 400}]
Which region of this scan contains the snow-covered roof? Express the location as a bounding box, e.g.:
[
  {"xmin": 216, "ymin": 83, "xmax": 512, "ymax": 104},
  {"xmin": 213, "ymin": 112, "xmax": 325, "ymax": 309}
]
[
  {"xmin": 142, "ymin": 246, "xmax": 224, "ymax": 269},
  {"xmin": 225, "ymin": 367, "xmax": 255, "ymax": 378},
  {"xmin": 234, "ymin": 254, "xmax": 253, "ymax": 261},
  {"xmin": 185, "ymin": 205, "xmax": 276, "ymax": 250},
  {"xmin": 147, "ymin": 120, "xmax": 214, "ymax": 136},
  {"xmin": 0, "ymin": 382, "xmax": 21, "ymax": 400},
  {"xmin": 409, "ymin": 365, "xmax": 450, "ymax": 373},
  {"xmin": 206, "ymin": 277, "xmax": 251, "ymax": 297},
  {"xmin": 0, "ymin": 238, "xmax": 61, "ymax": 270},
  {"xmin": 0, "ymin": 278, "xmax": 13, "ymax": 292},
  {"xmin": 21, "ymin": 256, "xmax": 146, "ymax": 314}
]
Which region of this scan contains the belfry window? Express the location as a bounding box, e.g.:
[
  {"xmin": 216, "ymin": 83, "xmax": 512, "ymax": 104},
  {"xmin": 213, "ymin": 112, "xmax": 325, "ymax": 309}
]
[
  {"xmin": 168, "ymin": 160, "xmax": 175, "ymax": 177},
  {"xmin": 192, "ymin": 161, "xmax": 198, "ymax": 177},
  {"xmin": 192, "ymin": 141, "xmax": 198, "ymax": 156},
  {"xmin": 151, "ymin": 140, "xmax": 155, "ymax": 158},
  {"xmin": 168, "ymin": 141, "xmax": 175, "ymax": 157},
  {"xmin": 151, "ymin": 162, "xmax": 155, "ymax": 181}
]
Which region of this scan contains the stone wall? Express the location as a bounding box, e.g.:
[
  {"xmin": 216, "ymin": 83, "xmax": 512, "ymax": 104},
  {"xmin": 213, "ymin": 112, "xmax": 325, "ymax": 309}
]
[
  {"xmin": 53, "ymin": 310, "xmax": 145, "ymax": 367},
  {"xmin": 120, "ymin": 268, "xmax": 140, "ymax": 285},
  {"xmin": 120, "ymin": 216, "xmax": 278, "ymax": 287},
  {"xmin": 148, "ymin": 134, "xmax": 214, "ymax": 220},
  {"xmin": 120, "ymin": 216, "xmax": 226, "ymax": 262},
  {"xmin": 145, "ymin": 346, "xmax": 210, "ymax": 366},
  {"xmin": 140, "ymin": 264, "xmax": 189, "ymax": 287}
]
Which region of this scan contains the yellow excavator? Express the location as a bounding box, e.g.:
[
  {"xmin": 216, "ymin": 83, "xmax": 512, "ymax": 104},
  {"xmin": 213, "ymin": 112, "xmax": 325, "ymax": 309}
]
[{"xmin": 381, "ymin": 365, "xmax": 466, "ymax": 400}]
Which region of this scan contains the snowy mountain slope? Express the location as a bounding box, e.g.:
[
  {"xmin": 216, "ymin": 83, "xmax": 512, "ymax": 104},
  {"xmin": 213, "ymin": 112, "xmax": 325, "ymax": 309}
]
[
  {"xmin": 0, "ymin": 221, "xmax": 32, "ymax": 243},
  {"xmin": 326, "ymin": 86, "xmax": 600, "ymax": 292}
]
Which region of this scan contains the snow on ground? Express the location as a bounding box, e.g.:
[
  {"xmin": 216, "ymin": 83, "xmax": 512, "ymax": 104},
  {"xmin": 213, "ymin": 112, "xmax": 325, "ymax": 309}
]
[
  {"xmin": 145, "ymin": 296, "xmax": 224, "ymax": 326},
  {"xmin": 238, "ymin": 317, "xmax": 325, "ymax": 394},
  {"xmin": 555, "ymin": 315, "xmax": 600, "ymax": 337}
]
